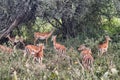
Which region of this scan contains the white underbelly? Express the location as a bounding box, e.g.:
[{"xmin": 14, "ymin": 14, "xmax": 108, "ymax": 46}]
[{"xmin": 39, "ymin": 37, "xmax": 46, "ymax": 40}]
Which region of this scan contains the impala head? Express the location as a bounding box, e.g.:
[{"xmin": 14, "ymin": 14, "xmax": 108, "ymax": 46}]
[
  {"xmin": 51, "ymin": 35, "xmax": 56, "ymax": 41},
  {"xmin": 78, "ymin": 44, "xmax": 86, "ymax": 51},
  {"xmin": 105, "ymin": 36, "xmax": 111, "ymax": 41}
]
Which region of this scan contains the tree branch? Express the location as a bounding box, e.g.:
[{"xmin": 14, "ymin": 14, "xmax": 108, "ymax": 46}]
[
  {"xmin": 45, "ymin": 16, "xmax": 56, "ymax": 28},
  {"xmin": 0, "ymin": 18, "xmax": 19, "ymax": 39},
  {"xmin": 53, "ymin": 17, "xmax": 62, "ymax": 26}
]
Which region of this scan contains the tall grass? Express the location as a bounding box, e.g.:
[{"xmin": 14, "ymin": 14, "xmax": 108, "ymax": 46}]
[{"xmin": 0, "ymin": 36, "xmax": 120, "ymax": 80}]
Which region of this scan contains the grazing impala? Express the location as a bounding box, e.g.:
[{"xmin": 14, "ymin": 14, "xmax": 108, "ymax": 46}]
[
  {"xmin": 51, "ymin": 35, "xmax": 66, "ymax": 57},
  {"xmin": 6, "ymin": 34, "xmax": 25, "ymax": 47},
  {"xmin": 78, "ymin": 44, "xmax": 94, "ymax": 70},
  {"xmin": 33, "ymin": 44, "xmax": 45, "ymax": 64},
  {"xmin": 78, "ymin": 44, "xmax": 92, "ymax": 58},
  {"xmin": 34, "ymin": 29, "xmax": 55, "ymax": 45},
  {"xmin": 0, "ymin": 45, "xmax": 13, "ymax": 53},
  {"xmin": 98, "ymin": 36, "xmax": 111, "ymax": 56}
]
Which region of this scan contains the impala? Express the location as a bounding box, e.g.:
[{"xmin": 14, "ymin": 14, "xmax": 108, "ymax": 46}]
[
  {"xmin": 33, "ymin": 44, "xmax": 45, "ymax": 64},
  {"xmin": 34, "ymin": 29, "xmax": 55, "ymax": 45},
  {"xmin": 78, "ymin": 44, "xmax": 92, "ymax": 58},
  {"xmin": 24, "ymin": 43, "xmax": 43, "ymax": 57},
  {"xmin": 82, "ymin": 53, "xmax": 94, "ymax": 70},
  {"xmin": 51, "ymin": 35, "xmax": 66, "ymax": 57},
  {"xmin": 98, "ymin": 36, "xmax": 111, "ymax": 56},
  {"xmin": 78, "ymin": 44, "xmax": 94, "ymax": 70},
  {"xmin": 24, "ymin": 43, "xmax": 45, "ymax": 64},
  {"xmin": 6, "ymin": 34, "xmax": 25, "ymax": 47},
  {"xmin": 0, "ymin": 45, "xmax": 13, "ymax": 53}
]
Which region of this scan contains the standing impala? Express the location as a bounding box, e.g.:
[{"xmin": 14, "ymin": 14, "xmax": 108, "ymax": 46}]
[
  {"xmin": 98, "ymin": 36, "xmax": 111, "ymax": 56},
  {"xmin": 24, "ymin": 43, "xmax": 45, "ymax": 64},
  {"xmin": 24, "ymin": 43, "xmax": 43, "ymax": 57},
  {"xmin": 33, "ymin": 44, "xmax": 45, "ymax": 64},
  {"xmin": 34, "ymin": 29, "xmax": 55, "ymax": 45},
  {"xmin": 51, "ymin": 35, "xmax": 66, "ymax": 57}
]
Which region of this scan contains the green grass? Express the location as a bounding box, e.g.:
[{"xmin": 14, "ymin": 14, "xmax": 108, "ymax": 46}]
[{"xmin": 0, "ymin": 37, "xmax": 120, "ymax": 80}]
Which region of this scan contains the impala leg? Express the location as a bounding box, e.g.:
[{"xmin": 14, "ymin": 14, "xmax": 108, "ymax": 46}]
[
  {"xmin": 33, "ymin": 57, "xmax": 36, "ymax": 63},
  {"xmin": 40, "ymin": 57, "xmax": 43, "ymax": 65},
  {"xmin": 34, "ymin": 38, "xmax": 37, "ymax": 45},
  {"xmin": 104, "ymin": 49, "xmax": 107, "ymax": 55},
  {"xmin": 26, "ymin": 54, "xmax": 32, "ymax": 63},
  {"xmin": 46, "ymin": 39, "xmax": 47, "ymax": 45},
  {"xmin": 23, "ymin": 50, "xmax": 27, "ymax": 57},
  {"xmin": 98, "ymin": 49, "xmax": 101, "ymax": 56},
  {"xmin": 100, "ymin": 50, "xmax": 104, "ymax": 57},
  {"xmin": 38, "ymin": 58, "xmax": 42, "ymax": 65}
]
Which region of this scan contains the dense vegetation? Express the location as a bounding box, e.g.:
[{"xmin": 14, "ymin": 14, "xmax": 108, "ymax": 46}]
[{"xmin": 0, "ymin": 0, "xmax": 120, "ymax": 80}]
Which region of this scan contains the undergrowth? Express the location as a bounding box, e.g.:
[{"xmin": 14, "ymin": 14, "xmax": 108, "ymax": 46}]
[{"xmin": 0, "ymin": 36, "xmax": 120, "ymax": 80}]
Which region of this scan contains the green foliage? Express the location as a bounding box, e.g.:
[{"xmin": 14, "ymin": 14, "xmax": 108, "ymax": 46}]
[
  {"xmin": 0, "ymin": 0, "xmax": 120, "ymax": 79},
  {"xmin": 15, "ymin": 17, "xmax": 53, "ymax": 44},
  {"xmin": 102, "ymin": 17, "xmax": 120, "ymax": 35},
  {"xmin": 34, "ymin": 17, "xmax": 53, "ymax": 32}
]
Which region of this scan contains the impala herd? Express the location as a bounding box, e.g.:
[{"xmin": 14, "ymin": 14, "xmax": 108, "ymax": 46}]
[{"xmin": 0, "ymin": 29, "xmax": 112, "ymax": 70}]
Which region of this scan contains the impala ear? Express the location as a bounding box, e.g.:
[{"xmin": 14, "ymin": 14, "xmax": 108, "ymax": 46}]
[
  {"xmin": 105, "ymin": 36, "xmax": 112, "ymax": 41},
  {"xmin": 52, "ymin": 35, "xmax": 57, "ymax": 38},
  {"xmin": 78, "ymin": 44, "xmax": 86, "ymax": 50}
]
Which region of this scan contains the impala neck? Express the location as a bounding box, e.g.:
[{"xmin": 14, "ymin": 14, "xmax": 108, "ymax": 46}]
[
  {"xmin": 41, "ymin": 47, "xmax": 44, "ymax": 53},
  {"xmin": 48, "ymin": 30, "xmax": 54, "ymax": 37},
  {"xmin": 53, "ymin": 38, "xmax": 56, "ymax": 45},
  {"xmin": 105, "ymin": 38, "xmax": 109, "ymax": 45}
]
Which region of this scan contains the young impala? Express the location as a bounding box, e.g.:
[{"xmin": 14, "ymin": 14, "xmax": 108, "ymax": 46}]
[
  {"xmin": 82, "ymin": 53, "xmax": 94, "ymax": 70},
  {"xmin": 24, "ymin": 43, "xmax": 45, "ymax": 64},
  {"xmin": 0, "ymin": 45, "xmax": 13, "ymax": 54},
  {"xmin": 33, "ymin": 44, "xmax": 45, "ymax": 64},
  {"xmin": 34, "ymin": 29, "xmax": 55, "ymax": 45},
  {"xmin": 6, "ymin": 34, "xmax": 25, "ymax": 47},
  {"xmin": 78, "ymin": 44, "xmax": 94, "ymax": 70},
  {"xmin": 51, "ymin": 35, "xmax": 66, "ymax": 57},
  {"xmin": 78, "ymin": 44, "xmax": 92, "ymax": 58},
  {"xmin": 24, "ymin": 43, "xmax": 43, "ymax": 57},
  {"xmin": 98, "ymin": 36, "xmax": 111, "ymax": 56}
]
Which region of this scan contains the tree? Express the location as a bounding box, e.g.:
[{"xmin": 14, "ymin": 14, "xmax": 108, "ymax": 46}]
[
  {"xmin": 0, "ymin": 0, "xmax": 37, "ymax": 39},
  {"xmin": 0, "ymin": 0, "xmax": 120, "ymax": 42}
]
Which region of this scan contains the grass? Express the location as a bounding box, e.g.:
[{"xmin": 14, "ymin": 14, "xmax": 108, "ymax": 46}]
[{"xmin": 0, "ymin": 37, "xmax": 120, "ymax": 80}]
